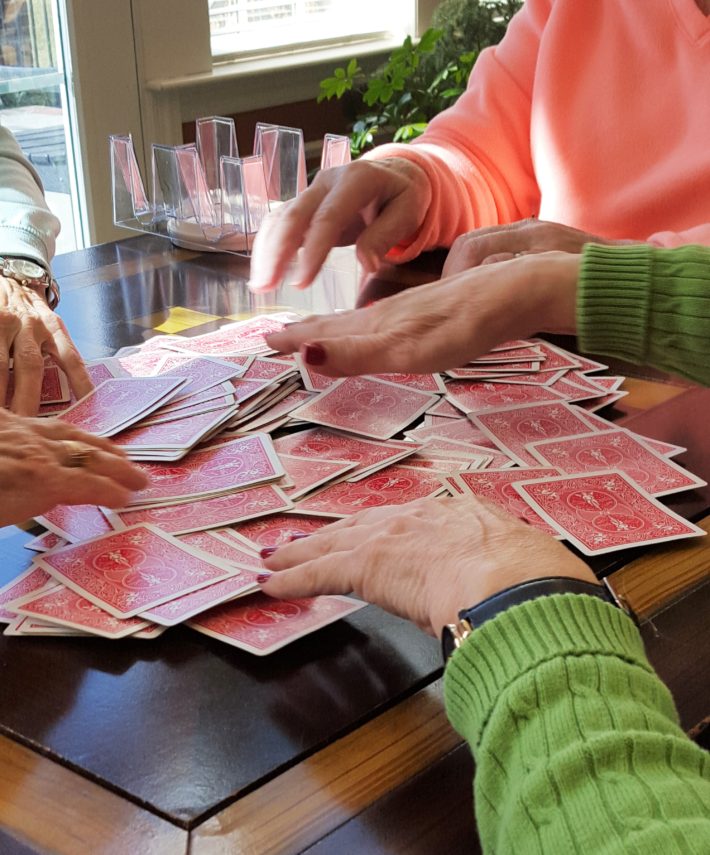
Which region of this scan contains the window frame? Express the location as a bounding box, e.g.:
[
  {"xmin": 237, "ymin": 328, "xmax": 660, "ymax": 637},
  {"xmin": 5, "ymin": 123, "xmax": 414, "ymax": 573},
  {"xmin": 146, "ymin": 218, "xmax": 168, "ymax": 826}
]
[{"xmin": 65, "ymin": 0, "xmax": 434, "ymax": 245}]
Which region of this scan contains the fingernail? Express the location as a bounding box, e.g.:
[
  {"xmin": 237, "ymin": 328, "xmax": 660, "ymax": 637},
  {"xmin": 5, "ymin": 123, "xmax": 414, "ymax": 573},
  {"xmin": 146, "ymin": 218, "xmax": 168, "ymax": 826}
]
[
  {"xmin": 303, "ymin": 343, "xmax": 326, "ymax": 366},
  {"xmin": 256, "ymin": 573, "xmax": 271, "ymax": 585},
  {"xmin": 288, "ymin": 532, "xmax": 309, "ymax": 542},
  {"xmin": 259, "ymin": 546, "xmax": 278, "ymax": 559}
]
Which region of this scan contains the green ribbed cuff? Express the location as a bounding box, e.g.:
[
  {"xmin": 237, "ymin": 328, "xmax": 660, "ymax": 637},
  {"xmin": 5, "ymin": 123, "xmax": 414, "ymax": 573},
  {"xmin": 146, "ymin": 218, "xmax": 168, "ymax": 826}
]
[
  {"xmin": 577, "ymin": 243, "xmax": 654, "ymax": 364},
  {"xmin": 443, "ymin": 594, "xmax": 650, "ymax": 749}
]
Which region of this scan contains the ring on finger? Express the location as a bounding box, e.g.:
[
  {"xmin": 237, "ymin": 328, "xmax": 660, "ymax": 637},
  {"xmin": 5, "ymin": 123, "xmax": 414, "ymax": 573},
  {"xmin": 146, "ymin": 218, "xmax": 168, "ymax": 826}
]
[{"xmin": 59, "ymin": 439, "xmax": 96, "ymax": 468}]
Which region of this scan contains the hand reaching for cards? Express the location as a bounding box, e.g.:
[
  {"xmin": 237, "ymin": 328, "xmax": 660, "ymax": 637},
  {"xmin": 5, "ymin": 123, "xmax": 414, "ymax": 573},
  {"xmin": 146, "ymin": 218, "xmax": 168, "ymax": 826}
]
[
  {"xmin": 441, "ymin": 219, "xmax": 633, "ymax": 277},
  {"xmin": 260, "ymin": 495, "xmax": 596, "ymax": 635},
  {"xmin": 0, "ymin": 409, "xmax": 148, "ymax": 526},
  {"xmin": 0, "ymin": 275, "xmax": 93, "ymax": 415},
  {"xmin": 249, "ymin": 158, "xmax": 431, "ymax": 292},
  {"xmin": 265, "ymin": 252, "xmax": 580, "ymax": 376}
]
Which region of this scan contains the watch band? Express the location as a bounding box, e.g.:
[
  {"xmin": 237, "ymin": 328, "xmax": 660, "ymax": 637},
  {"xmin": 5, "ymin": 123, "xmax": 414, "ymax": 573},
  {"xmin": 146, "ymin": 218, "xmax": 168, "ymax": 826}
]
[
  {"xmin": 0, "ymin": 255, "xmax": 60, "ymax": 308},
  {"xmin": 441, "ymin": 576, "xmax": 623, "ymax": 662}
]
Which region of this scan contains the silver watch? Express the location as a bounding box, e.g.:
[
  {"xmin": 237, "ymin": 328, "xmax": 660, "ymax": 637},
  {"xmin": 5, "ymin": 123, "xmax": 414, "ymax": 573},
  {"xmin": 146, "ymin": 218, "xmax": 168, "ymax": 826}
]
[{"xmin": 0, "ymin": 256, "xmax": 60, "ymax": 309}]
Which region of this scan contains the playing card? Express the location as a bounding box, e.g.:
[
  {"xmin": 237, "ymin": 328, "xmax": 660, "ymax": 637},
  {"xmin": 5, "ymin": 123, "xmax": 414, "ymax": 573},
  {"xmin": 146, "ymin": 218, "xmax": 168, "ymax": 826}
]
[
  {"xmin": 140, "ymin": 568, "xmax": 259, "ymax": 626},
  {"xmin": 127, "ymin": 434, "xmax": 284, "ymax": 506},
  {"xmin": 587, "ymin": 375, "xmax": 625, "ymax": 392},
  {"xmin": 187, "ymin": 592, "xmax": 365, "ymax": 656},
  {"xmin": 140, "ymin": 394, "xmax": 236, "ymax": 426},
  {"xmin": 166, "ymin": 313, "xmax": 300, "ymax": 357},
  {"xmin": 472, "ymin": 402, "xmax": 600, "ymax": 466},
  {"xmin": 6, "ymin": 362, "xmax": 70, "ymax": 407},
  {"xmin": 273, "ymin": 427, "xmax": 419, "ymax": 480},
  {"xmin": 154, "ymin": 354, "xmax": 245, "ymax": 400},
  {"xmin": 489, "ymin": 369, "xmax": 568, "ymax": 387},
  {"xmin": 512, "ymin": 471, "xmax": 705, "ymax": 555},
  {"xmin": 35, "ymin": 505, "xmax": 115, "ymax": 543},
  {"xmin": 12, "ymin": 584, "xmax": 152, "ymax": 638},
  {"xmin": 446, "ymin": 362, "xmax": 541, "ymax": 378},
  {"xmin": 279, "ymin": 454, "xmax": 357, "ymax": 499},
  {"xmin": 24, "ymin": 531, "xmax": 68, "ymax": 553},
  {"xmin": 426, "ymin": 399, "xmax": 462, "ymax": 419},
  {"xmin": 445, "ymin": 380, "xmax": 567, "ymax": 414},
  {"xmin": 295, "ymin": 354, "xmax": 339, "ymax": 392},
  {"xmin": 406, "ymin": 418, "xmax": 496, "ymax": 447},
  {"xmin": 290, "ymin": 376, "xmax": 437, "ymax": 440},
  {"xmin": 59, "ymin": 377, "xmax": 185, "ymax": 436},
  {"xmin": 294, "ymin": 464, "xmax": 446, "ymax": 518},
  {"xmin": 468, "ymin": 347, "xmax": 543, "ymax": 363},
  {"xmin": 225, "ymin": 513, "xmax": 334, "ymax": 551},
  {"xmin": 0, "ymin": 564, "xmax": 54, "ymax": 622},
  {"xmin": 369, "ymin": 372, "xmax": 447, "ymax": 394},
  {"xmin": 525, "ymin": 429, "xmax": 706, "ymax": 497},
  {"xmin": 178, "ymin": 531, "xmax": 262, "ymax": 568},
  {"xmin": 528, "ymin": 341, "xmax": 583, "ymax": 372},
  {"xmin": 573, "ymin": 353, "xmax": 610, "ymax": 374},
  {"xmin": 449, "ymin": 468, "xmax": 564, "ymax": 537},
  {"xmin": 109, "ymin": 485, "xmax": 293, "ymax": 534},
  {"xmin": 114, "ymin": 404, "xmax": 238, "ymax": 458},
  {"xmin": 35, "ymin": 524, "xmax": 238, "ymax": 618},
  {"xmin": 234, "ymin": 389, "xmax": 315, "ymax": 433},
  {"xmin": 4, "ymin": 615, "xmax": 89, "ymax": 637},
  {"xmin": 578, "ymin": 390, "xmax": 629, "ymax": 412}
]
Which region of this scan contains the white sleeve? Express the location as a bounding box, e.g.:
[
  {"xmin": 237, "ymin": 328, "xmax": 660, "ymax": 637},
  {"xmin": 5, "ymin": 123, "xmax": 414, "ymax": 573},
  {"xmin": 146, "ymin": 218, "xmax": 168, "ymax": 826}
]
[{"xmin": 0, "ymin": 123, "xmax": 60, "ymax": 266}]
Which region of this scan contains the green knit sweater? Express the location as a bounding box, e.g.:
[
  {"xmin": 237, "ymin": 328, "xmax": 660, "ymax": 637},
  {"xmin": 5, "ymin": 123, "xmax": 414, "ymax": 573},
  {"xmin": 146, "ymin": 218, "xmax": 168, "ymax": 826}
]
[
  {"xmin": 444, "ymin": 594, "xmax": 710, "ymax": 853},
  {"xmin": 577, "ymin": 244, "xmax": 710, "ymax": 386}
]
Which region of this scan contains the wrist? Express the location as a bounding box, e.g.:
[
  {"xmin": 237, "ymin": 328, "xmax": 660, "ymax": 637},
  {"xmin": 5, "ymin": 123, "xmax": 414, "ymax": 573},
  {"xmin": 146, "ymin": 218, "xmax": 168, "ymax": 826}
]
[{"xmin": 526, "ymin": 251, "xmax": 581, "ymax": 334}]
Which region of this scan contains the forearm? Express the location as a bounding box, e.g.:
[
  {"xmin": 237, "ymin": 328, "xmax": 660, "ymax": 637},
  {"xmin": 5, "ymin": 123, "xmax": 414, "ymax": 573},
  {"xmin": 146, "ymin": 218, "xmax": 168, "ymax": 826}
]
[
  {"xmin": 0, "ymin": 126, "xmax": 60, "ymax": 266},
  {"xmin": 577, "ymin": 243, "xmax": 710, "ymax": 386},
  {"xmin": 445, "ymin": 595, "xmax": 710, "ymax": 853}
]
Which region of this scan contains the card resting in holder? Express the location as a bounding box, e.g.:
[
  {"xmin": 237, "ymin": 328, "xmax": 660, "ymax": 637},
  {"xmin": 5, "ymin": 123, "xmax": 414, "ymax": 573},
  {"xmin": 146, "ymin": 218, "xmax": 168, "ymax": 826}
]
[{"xmin": 110, "ymin": 116, "xmax": 351, "ymax": 257}]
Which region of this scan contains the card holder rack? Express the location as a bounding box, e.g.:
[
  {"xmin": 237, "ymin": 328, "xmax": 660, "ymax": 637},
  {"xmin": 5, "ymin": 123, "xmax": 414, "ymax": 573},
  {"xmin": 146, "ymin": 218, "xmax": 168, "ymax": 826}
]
[{"xmin": 111, "ymin": 116, "xmax": 350, "ymax": 256}]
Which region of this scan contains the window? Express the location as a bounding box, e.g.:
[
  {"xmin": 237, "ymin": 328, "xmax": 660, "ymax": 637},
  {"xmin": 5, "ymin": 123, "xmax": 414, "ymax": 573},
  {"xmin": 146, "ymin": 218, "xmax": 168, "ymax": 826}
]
[
  {"xmin": 209, "ymin": 0, "xmax": 414, "ymax": 58},
  {"xmin": 0, "ymin": 0, "xmax": 84, "ymax": 252}
]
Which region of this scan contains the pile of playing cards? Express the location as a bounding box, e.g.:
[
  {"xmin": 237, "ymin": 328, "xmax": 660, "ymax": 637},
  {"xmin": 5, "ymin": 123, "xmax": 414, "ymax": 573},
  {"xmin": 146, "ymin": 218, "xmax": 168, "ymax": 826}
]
[{"xmin": 4, "ymin": 324, "xmax": 705, "ymax": 652}]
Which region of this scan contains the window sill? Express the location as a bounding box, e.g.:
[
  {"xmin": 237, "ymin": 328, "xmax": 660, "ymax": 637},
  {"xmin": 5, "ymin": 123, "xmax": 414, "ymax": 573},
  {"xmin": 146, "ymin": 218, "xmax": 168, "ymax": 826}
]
[{"xmin": 145, "ymin": 35, "xmax": 402, "ymax": 93}]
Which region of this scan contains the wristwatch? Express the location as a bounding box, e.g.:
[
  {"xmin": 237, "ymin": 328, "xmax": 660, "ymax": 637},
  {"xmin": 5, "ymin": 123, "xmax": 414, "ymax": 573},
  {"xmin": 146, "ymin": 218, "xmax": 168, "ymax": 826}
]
[
  {"xmin": 0, "ymin": 256, "xmax": 60, "ymax": 309},
  {"xmin": 441, "ymin": 576, "xmax": 631, "ymax": 662}
]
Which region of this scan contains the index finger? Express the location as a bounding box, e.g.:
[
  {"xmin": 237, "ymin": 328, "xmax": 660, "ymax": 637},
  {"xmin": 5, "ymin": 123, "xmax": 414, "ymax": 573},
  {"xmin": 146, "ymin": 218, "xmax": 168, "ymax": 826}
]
[
  {"xmin": 249, "ymin": 186, "xmax": 331, "ymax": 292},
  {"xmin": 9, "ymin": 324, "xmax": 45, "ymax": 415}
]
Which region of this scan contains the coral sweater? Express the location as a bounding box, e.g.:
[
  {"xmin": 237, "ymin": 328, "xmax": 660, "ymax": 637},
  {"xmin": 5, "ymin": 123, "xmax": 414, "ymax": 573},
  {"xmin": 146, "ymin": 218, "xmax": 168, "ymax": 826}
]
[{"xmin": 368, "ymin": 0, "xmax": 710, "ymax": 260}]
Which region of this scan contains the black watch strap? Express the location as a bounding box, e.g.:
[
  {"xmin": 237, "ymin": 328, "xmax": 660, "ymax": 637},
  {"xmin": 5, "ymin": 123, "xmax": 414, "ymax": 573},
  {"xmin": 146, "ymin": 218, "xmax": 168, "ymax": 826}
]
[{"xmin": 441, "ymin": 576, "xmax": 620, "ymax": 662}]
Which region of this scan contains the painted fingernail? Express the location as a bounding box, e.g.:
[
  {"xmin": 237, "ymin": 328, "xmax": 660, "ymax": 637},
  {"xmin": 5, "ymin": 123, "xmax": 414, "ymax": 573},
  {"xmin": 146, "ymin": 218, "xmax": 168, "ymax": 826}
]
[
  {"xmin": 303, "ymin": 343, "xmax": 326, "ymax": 366},
  {"xmin": 259, "ymin": 546, "xmax": 278, "ymax": 559},
  {"xmin": 288, "ymin": 532, "xmax": 310, "ymax": 542},
  {"xmin": 256, "ymin": 573, "xmax": 271, "ymax": 585}
]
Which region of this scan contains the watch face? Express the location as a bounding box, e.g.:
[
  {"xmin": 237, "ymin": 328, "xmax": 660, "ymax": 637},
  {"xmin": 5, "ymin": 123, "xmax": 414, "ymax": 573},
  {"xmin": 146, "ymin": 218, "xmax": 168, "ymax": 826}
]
[{"xmin": 5, "ymin": 258, "xmax": 45, "ymax": 280}]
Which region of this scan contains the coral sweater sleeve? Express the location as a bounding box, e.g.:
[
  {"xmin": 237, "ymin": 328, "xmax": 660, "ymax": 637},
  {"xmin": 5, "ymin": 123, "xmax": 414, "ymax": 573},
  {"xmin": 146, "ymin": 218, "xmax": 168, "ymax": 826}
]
[
  {"xmin": 364, "ymin": 0, "xmax": 710, "ymax": 260},
  {"xmin": 364, "ymin": 0, "xmax": 551, "ymax": 261},
  {"xmin": 444, "ymin": 594, "xmax": 710, "ymax": 854}
]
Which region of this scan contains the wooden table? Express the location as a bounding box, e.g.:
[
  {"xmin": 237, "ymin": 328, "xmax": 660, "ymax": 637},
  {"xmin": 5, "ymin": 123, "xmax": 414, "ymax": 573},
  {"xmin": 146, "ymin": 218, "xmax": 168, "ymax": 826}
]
[{"xmin": 0, "ymin": 236, "xmax": 708, "ymax": 855}]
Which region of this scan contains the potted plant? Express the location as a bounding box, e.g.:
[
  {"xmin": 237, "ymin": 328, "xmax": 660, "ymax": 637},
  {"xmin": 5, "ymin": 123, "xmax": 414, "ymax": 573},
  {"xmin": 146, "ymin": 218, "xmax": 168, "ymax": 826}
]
[{"xmin": 318, "ymin": 0, "xmax": 523, "ymax": 156}]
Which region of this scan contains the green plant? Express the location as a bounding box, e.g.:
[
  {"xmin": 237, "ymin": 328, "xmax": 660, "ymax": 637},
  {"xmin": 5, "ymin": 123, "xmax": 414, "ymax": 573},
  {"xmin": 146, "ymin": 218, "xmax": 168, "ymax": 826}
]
[{"xmin": 318, "ymin": 0, "xmax": 522, "ymax": 156}]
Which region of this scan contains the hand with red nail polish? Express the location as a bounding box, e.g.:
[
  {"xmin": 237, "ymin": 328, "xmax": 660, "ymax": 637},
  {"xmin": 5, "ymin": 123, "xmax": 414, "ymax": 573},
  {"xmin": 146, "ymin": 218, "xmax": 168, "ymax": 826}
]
[
  {"xmin": 258, "ymin": 495, "xmax": 594, "ymax": 637},
  {"xmin": 264, "ymin": 253, "xmax": 580, "ymax": 377}
]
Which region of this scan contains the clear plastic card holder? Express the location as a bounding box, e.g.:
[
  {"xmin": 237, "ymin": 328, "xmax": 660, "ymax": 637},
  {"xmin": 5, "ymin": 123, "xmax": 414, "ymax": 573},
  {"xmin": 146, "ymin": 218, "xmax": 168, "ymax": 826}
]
[
  {"xmin": 321, "ymin": 134, "xmax": 351, "ymax": 171},
  {"xmin": 219, "ymin": 154, "xmax": 271, "ymax": 253},
  {"xmin": 110, "ymin": 117, "xmax": 351, "ymax": 260},
  {"xmin": 110, "ymin": 133, "xmax": 152, "ymax": 226},
  {"xmin": 196, "ymin": 116, "xmax": 238, "ymax": 198},
  {"xmin": 253, "ymin": 122, "xmax": 307, "ymax": 205},
  {"xmin": 152, "ymin": 143, "xmax": 222, "ymax": 249}
]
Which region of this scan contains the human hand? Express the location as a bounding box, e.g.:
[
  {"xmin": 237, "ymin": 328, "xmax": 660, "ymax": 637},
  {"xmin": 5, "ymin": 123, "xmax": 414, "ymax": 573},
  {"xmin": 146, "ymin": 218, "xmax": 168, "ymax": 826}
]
[
  {"xmin": 0, "ymin": 409, "xmax": 148, "ymax": 526},
  {"xmin": 260, "ymin": 495, "xmax": 596, "ymax": 635},
  {"xmin": 0, "ymin": 276, "xmax": 93, "ymax": 415},
  {"xmin": 265, "ymin": 252, "xmax": 581, "ymax": 376},
  {"xmin": 442, "ymin": 218, "xmax": 632, "ymax": 278},
  {"xmin": 248, "ymin": 157, "xmax": 431, "ymax": 292}
]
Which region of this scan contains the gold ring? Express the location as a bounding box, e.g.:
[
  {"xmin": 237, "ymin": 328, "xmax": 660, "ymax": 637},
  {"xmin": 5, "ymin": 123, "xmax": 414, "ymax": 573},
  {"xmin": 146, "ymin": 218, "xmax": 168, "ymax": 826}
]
[{"xmin": 60, "ymin": 440, "xmax": 96, "ymax": 468}]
